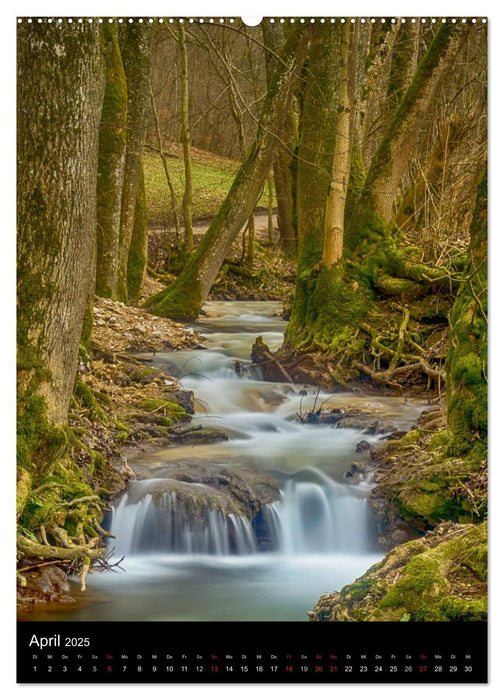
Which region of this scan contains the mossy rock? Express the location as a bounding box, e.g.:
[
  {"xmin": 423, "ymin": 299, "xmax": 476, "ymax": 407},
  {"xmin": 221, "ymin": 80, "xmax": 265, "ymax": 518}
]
[
  {"xmin": 309, "ymin": 523, "xmax": 487, "ymax": 622},
  {"xmin": 134, "ymin": 398, "xmax": 191, "ymax": 426}
]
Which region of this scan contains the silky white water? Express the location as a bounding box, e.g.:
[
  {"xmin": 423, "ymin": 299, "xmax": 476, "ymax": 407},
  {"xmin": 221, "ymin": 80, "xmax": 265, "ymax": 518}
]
[{"xmin": 38, "ymin": 301, "xmax": 427, "ymax": 621}]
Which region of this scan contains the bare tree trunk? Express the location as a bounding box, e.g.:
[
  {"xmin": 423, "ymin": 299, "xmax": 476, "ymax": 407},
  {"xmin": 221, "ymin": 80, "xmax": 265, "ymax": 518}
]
[
  {"xmin": 267, "ymin": 171, "xmax": 275, "ymax": 244},
  {"xmin": 95, "ymin": 23, "xmax": 127, "ymax": 300},
  {"xmin": 178, "ymin": 23, "xmax": 194, "ymax": 255},
  {"xmin": 146, "ymin": 26, "xmax": 309, "ymax": 320},
  {"xmin": 246, "ymin": 211, "xmax": 256, "ymax": 265},
  {"xmin": 363, "ymin": 23, "xmax": 466, "ymax": 223},
  {"xmin": 17, "ymin": 21, "xmax": 104, "ymax": 429},
  {"xmin": 286, "ymin": 22, "xmax": 353, "ymax": 343},
  {"xmin": 150, "ymin": 88, "xmax": 180, "ymax": 242},
  {"xmin": 323, "ymin": 23, "xmax": 352, "ymax": 267},
  {"xmin": 262, "ymin": 21, "xmax": 297, "ymax": 254},
  {"xmin": 117, "ymin": 23, "xmax": 152, "ymax": 302},
  {"xmin": 295, "ymin": 22, "xmax": 344, "ymax": 273}
]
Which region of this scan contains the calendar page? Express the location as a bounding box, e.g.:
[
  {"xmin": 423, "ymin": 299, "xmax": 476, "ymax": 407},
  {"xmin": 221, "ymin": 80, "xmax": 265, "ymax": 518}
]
[{"xmin": 16, "ymin": 14, "xmax": 488, "ymax": 684}]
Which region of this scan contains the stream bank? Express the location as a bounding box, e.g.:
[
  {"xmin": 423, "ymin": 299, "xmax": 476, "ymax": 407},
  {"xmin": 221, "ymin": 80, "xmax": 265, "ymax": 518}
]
[
  {"xmin": 18, "ymin": 298, "xmax": 486, "ymax": 624},
  {"xmin": 20, "ymin": 299, "xmax": 431, "ymax": 621}
]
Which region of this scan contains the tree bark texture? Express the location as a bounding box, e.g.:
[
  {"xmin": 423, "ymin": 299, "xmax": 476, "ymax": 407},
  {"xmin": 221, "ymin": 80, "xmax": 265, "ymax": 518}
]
[
  {"xmin": 322, "ymin": 22, "xmax": 353, "ymax": 267},
  {"xmin": 296, "ymin": 22, "xmax": 344, "ymax": 273},
  {"xmin": 17, "ymin": 21, "xmax": 104, "ymax": 425},
  {"xmin": 361, "ymin": 23, "xmax": 466, "ymax": 224},
  {"xmin": 95, "ymin": 23, "xmax": 128, "ymax": 299},
  {"xmin": 146, "ymin": 25, "xmax": 310, "ymax": 320},
  {"xmin": 178, "ymin": 23, "xmax": 194, "ymax": 255},
  {"xmin": 127, "ymin": 161, "xmax": 149, "ymax": 302},
  {"xmin": 262, "ymin": 21, "xmax": 298, "ymax": 253},
  {"xmin": 117, "ymin": 22, "xmax": 152, "ymax": 302}
]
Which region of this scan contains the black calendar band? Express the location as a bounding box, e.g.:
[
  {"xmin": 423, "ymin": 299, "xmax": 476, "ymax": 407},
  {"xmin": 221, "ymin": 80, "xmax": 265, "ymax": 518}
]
[{"xmin": 17, "ymin": 620, "xmax": 487, "ymax": 683}]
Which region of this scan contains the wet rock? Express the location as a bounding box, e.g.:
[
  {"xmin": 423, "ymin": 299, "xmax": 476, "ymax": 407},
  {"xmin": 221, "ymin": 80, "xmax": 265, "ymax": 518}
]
[
  {"xmin": 17, "ymin": 565, "xmax": 75, "ymax": 608},
  {"xmin": 129, "ymin": 459, "xmax": 280, "ymax": 520},
  {"xmin": 355, "ymin": 440, "xmax": 372, "ymax": 453},
  {"xmin": 170, "ymin": 426, "xmax": 229, "ymax": 445},
  {"xmin": 343, "ymin": 461, "xmax": 366, "ymax": 482},
  {"xmin": 380, "ymin": 430, "xmax": 408, "ymax": 442},
  {"xmin": 364, "ymin": 420, "xmax": 400, "ymax": 435},
  {"xmin": 337, "ymin": 416, "xmax": 371, "ymax": 430},
  {"xmin": 165, "ymin": 389, "xmax": 195, "ymax": 415}
]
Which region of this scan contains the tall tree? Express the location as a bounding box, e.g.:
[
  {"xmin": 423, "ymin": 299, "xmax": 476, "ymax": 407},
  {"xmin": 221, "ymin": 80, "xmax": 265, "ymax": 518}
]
[
  {"xmin": 287, "ymin": 22, "xmax": 467, "ymax": 352},
  {"xmin": 146, "ymin": 25, "xmax": 310, "ymax": 320},
  {"xmin": 117, "ymin": 21, "xmax": 152, "ymax": 302},
  {"xmin": 95, "ymin": 23, "xmax": 128, "ymax": 299},
  {"xmin": 127, "ymin": 161, "xmax": 149, "ymax": 302},
  {"xmin": 17, "ymin": 21, "xmax": 104, "ymax": 430},
  {"xmin": 287, "ymin": 22, "xmax": 349, "ymax": 342},
  {"xmin": 322, "ymin": 22, "xmax": 353, "ymax": 267},
  {"xmin": 178, "ymin": 22, "xmax": 194, "ymax": 255},
  {"xmin": 262, "ymin": 21, "xmax": 298, "ymax": 253}
]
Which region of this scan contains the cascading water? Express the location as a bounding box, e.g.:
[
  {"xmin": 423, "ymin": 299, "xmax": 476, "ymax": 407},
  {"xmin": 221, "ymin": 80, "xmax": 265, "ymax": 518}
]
[
  {"xmin": 263, "ymin": 474, "xmax": 370, "ymax": 555},
  {"xmin": 111, "ymin": 486, "xmax": 257, "ymax": 557},
  {"xmin": 110, "ymin": 470, "xmax": 371, "ymax": 558},
  {"xmin": 32, "ymin": 301, "xmax": 427, "ymax": 622}
]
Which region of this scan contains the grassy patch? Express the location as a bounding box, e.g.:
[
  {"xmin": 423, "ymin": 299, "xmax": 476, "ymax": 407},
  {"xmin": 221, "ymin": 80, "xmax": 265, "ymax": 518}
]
[{"xmin": 144, "ymin": 145, "xmax": 273, "ymax": 226}]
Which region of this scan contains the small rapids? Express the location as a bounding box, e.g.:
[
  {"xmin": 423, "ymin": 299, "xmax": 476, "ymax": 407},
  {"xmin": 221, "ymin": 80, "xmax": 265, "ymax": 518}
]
[
  {"xmin": 110, "ymin": 468, "xmax": 371, "ymax": 557},
  {"xmin": 32, "ymin": 301, "xmax": 427, "ymax": 621}
]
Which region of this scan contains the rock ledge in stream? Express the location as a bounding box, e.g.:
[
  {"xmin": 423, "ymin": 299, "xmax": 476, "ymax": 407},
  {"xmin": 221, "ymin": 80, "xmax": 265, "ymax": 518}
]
[
  {"xmin": 128, "ymin": 460, "xmax": 280, "ymax": 521},
  {"xmin": 308, "ymin": 522, "xmax": 487, "ymax": 622}
]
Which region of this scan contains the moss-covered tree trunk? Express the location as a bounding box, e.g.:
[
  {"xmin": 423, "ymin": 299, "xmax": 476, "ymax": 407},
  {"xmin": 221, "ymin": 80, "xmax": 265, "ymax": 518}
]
[
  {"xmin": 127, "ymin": 161, "xmax": 148, "ymax": 302},
  {"xmin": 117, "ymin": 22, "xmax": 152, "ymax": 302},
  {"xmin": 145, "ymin": 25, "xmax": 309, "ymax": 320},
  {"xmin": 286, "ymin": 22, "xmax": 347, "ymax": 343},
  {"xmin": 323, "ymin": 22, "xmax": 352, "ymax": 267},
  {"xmin": 287, "ymin": 23, "xmax": 468, "ymax": 356},
  {"xmin": 17, "ymin": 21, "xmax": 104, "ymax": 430},
  {"xmin": 95, "ymin": 24, "xmax": 127, "ymax": 299},
  {"xmin": 446, "ymin": 167, "xmax": 487, "ymax": 454},
  {"xmin": 262, "ymin": 21, "xmax": 298, "ymax": 254},
  {"xmin": 178, "ymin": 23, "xmax": 194, "ymax": 255}
]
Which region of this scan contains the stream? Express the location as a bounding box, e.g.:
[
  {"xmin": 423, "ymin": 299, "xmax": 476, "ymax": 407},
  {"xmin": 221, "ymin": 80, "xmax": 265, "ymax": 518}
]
[{"xmin": 25, "ymin": 301, "xmax": 428, "ymax": 622}]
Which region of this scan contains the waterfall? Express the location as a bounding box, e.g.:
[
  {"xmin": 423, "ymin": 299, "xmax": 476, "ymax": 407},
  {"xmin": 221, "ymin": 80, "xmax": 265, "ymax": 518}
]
[
  {"xmin": 110, "ymin": 470, "xmax": 370, "ymax": 558},
  {"xmin": 110, "ymin": 491, "xmax": 258, "ymax": 557},
  {"xmin": 263, "ymin": 475, "xmax": 370, "ymax": 554}
]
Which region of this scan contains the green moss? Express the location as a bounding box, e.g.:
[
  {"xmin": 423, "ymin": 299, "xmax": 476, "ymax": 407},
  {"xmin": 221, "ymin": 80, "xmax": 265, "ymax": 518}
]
[
  {"xmin": 342, "ymin": 577, "xmax": 374, "ymax": 602},
  {"xmin": 286, "ymin": 262, "xmax": 372, "ymax": 355},
  {"xmin": 145, "ymin": 272, "xmax": 204, "ymax": 320},
  {"xmin": 378, "ymin": 524, "xmax": 487, "ymax": 621},
  {"xmin": 396, "ymin": 429, "xmax": 422, "ymax": 446},
  {"xmin": 74, "ymin": 380, "xmax": 109, "ymax": 424},
  {"xmin": 135, "ymin": 398, "xmax": 191, "ymax": 425},
  {"xmin": 21, "ymin": 460, "xmax": 97, "ymax": 532},
  {"xmin": 95, "ymin": 23, "xmax": 128, "ymax": 300},
  {"xmin": 17, "ymin": 394, "xmax": 69, "ymax": 478},
  {"xmin": 127, "ymin": 162, "xmax": 148, "ymax": 302},
  {"xmin": 74, "ymin": 381, "xmax": 95, "ymax": 410},
  {"xmin": 446, "ymin": 168, "xmax": 487, "ymax": 455}
]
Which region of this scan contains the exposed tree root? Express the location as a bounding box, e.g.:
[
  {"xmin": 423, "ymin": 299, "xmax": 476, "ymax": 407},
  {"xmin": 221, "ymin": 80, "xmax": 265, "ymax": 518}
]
[{"xmin": 17, "ymin": 534, "xmax": 105, "ymax": 561}]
